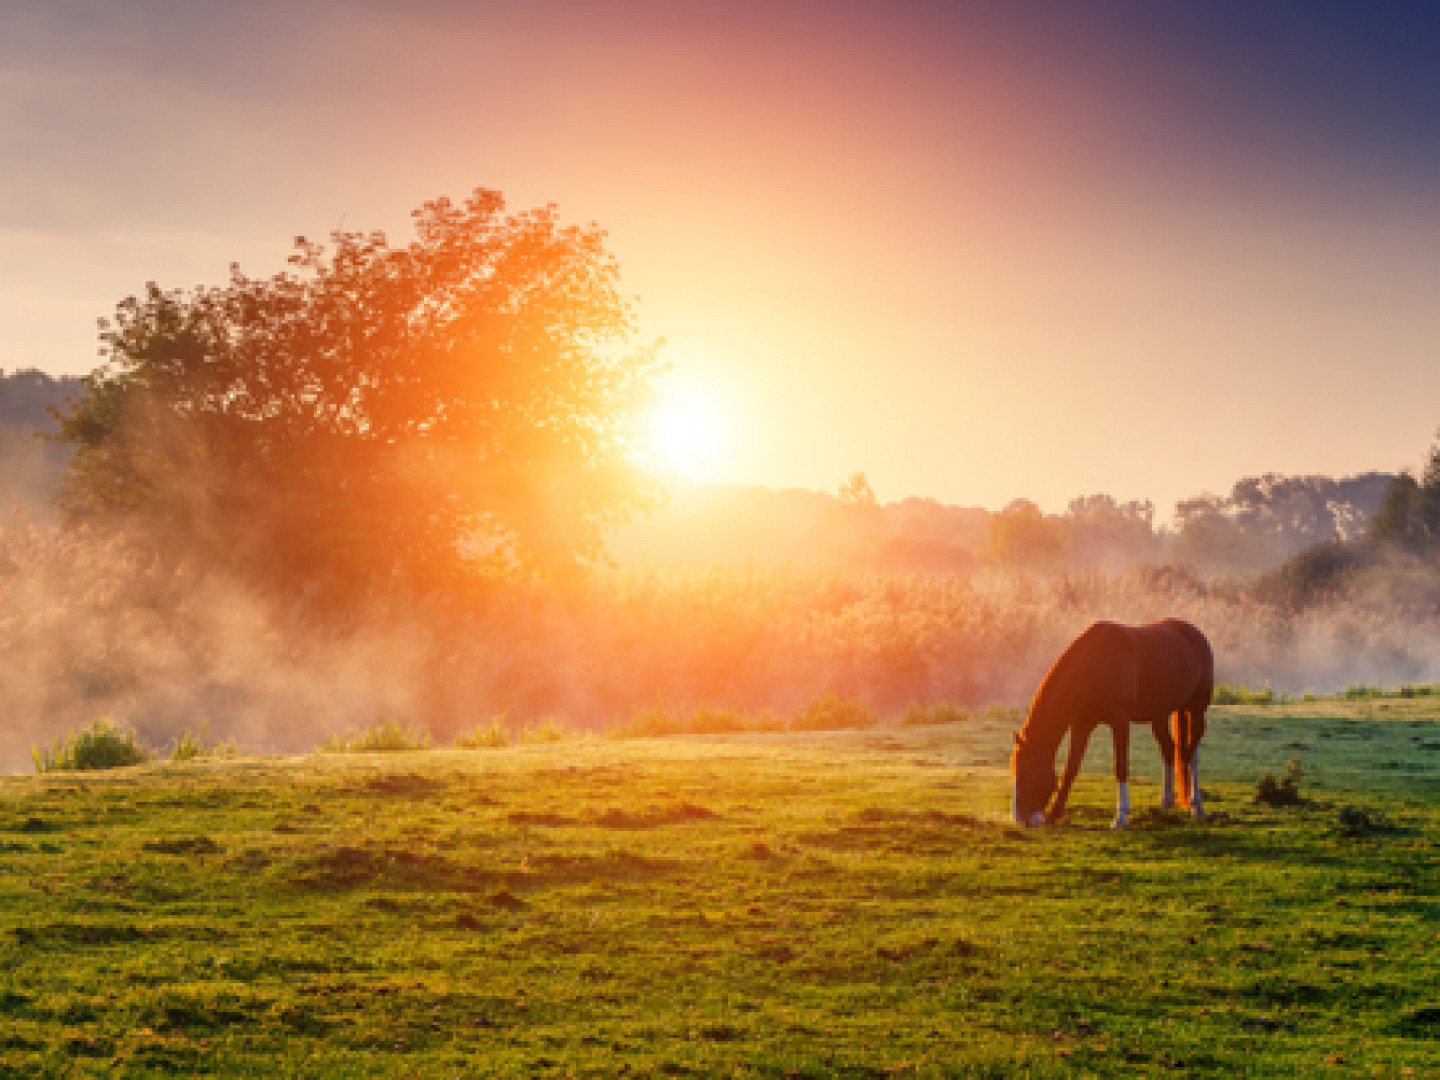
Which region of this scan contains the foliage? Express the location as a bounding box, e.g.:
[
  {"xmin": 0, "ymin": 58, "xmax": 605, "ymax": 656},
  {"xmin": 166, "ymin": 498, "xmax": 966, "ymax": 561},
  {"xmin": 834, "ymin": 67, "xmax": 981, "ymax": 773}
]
[
  {"xmin": 453, "ymin": 717, "xmax": 510, "ymax": 749},
  {"xmin": 1255, "ymin": 756, "xmax": 1304, "ymax": 807},
  {"xmin": 899, "ymin": 700, "xmax": 971, "ymax": 726},
  {"xmin": 170, "ymin": 722, "xmax": 237, "ymax": 762},
  {"xmin": 790, "ymin": 687, "xmax": 878, "ymax": 731},
  {"xmin": 837, "ymin": 471, "xmax": 877, "ymax": 507},
  {"xmin": 32, "ymin": 718, "xmax": 148, "ymax": 773},
  {"xmin": 0, "ymin": 367, "xmax": 81, "ymax": 431},
  {"xmin": 1254, "ymin": 538, "xmax": 1367, "ymax": 608},
  {"xmin": 517, "ymin": 717, "xmax": 572, "ymax": 744},
  {"xmin": 320, "ymin": 719, "xmax": 431, "ymax": 754},
  {"xmin": 1064, "ymin": 493, "xmax": 1161, "ymax": 570},
  {"xmin": 51, "ymin": 188, "xmax": 663, "ymax": 599},
  {"xmin": 1213, "ymin": 681, "xmax": 1278, "ymax": 706},
  {"xmin": 1174, "ymin": 471, "xmax": 1391, "ymax": 573},
  {"xmin": 984, "ymin": 498, "xmax": 1069, "ymax": 571}
]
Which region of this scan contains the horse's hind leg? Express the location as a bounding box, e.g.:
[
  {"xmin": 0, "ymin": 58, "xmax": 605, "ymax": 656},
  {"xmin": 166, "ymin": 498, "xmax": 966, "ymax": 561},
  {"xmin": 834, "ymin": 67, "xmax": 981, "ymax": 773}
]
[
  {"xmin": 1175, "ymin": 707, "xmax": 1208, "ymax": 818},
  {"xmin": 1151, "ymin": 716, "xmax": 1177, "ymax": 811}
]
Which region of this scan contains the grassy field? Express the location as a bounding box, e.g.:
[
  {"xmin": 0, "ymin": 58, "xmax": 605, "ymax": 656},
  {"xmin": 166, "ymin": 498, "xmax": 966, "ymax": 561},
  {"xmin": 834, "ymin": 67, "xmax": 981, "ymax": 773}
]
[{"xmin": 0, "ymin": 704, "xmax": 1438, "ymax": 1076}]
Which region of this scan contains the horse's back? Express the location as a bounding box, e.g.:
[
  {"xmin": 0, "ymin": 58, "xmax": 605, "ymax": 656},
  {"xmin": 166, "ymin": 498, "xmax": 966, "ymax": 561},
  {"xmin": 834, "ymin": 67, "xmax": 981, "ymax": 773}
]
[{"xmin": 1130, "ymin": 619, "xmax": 1212, "ymax": 714}]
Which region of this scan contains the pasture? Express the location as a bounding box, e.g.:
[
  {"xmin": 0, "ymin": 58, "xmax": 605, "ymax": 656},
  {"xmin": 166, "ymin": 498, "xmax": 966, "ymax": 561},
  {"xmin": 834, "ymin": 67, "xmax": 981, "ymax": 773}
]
[{"xmin": 0, "ymin": 704, "xmax": 1437, "ymax": 1076}]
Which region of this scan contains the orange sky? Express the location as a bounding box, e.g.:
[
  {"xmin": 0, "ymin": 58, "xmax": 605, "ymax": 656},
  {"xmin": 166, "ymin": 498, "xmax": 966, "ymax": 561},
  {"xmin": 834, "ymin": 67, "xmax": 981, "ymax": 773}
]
[{"xmin": 5, "ymin": 1, "xmax": 1440, "ymax": 519}]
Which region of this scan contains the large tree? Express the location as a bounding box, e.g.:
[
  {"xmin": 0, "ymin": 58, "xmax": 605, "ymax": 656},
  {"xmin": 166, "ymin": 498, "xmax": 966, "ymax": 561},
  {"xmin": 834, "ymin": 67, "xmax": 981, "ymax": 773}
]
[{"xmin": 53, "ymin": 189, "xmax": 663, "ymax": 597}]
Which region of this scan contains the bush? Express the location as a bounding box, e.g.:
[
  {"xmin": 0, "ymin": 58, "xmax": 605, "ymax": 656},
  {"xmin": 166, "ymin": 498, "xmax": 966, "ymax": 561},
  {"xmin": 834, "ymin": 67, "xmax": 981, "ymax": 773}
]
[
  {"xmin": 1255, "ymin": 756, "xmax": 1304, "ymax": 807},
  {"xmin": 899, "ymin": 701, "xmax": 972, "ymax": 727},
  {"xmin": 518, "ymin": 718, "xmax": 571, "ymax": 744},
  {"xmin": 981, "ymin": 702, "xmax": 1024, "ymax": 723},
  {"xmin": 688, "ymin": 707, "xmax": 750, "ymax": 734},
  {"xmin": 1214, "ymin": 681, "xmax": 1275, "ymax": 706},
  {"xmin": 619, "ymin": 698, "xmax": 688, "ymax": 738},
  {"xmin": 453, "ymin": 717, "xmax": 510, "ymax": 749},
  {"xmin": 170, "ymin": 722, "xmax": 238, "ymax": 762},
  {"xmin": 1336, "ymin": 804, "xmax": 1386, "ymax": 838},
  {"xmin": 790, "ymin": 688, "xmax": 878, "ymax": 732},
  {"xmin": 321, "ymin": 719, "xmax": 431, "ymax": 754},
  {"xmin": 34, "ymin": 719, "xmax": 148, "ymax": 773}
]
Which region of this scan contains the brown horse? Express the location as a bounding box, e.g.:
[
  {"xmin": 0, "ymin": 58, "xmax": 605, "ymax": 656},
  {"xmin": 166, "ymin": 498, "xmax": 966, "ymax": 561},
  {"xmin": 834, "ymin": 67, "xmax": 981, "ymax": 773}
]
[{"xmin": 1011, "ymin": 619, "xmax": 1212, "ymax": 829}]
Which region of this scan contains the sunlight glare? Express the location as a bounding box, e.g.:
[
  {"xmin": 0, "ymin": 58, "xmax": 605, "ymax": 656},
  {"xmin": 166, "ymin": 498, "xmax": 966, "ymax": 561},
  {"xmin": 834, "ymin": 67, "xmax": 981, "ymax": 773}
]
[{"xmin": 645, "ymin": 381, "xmax": 734, "ymax": 481}]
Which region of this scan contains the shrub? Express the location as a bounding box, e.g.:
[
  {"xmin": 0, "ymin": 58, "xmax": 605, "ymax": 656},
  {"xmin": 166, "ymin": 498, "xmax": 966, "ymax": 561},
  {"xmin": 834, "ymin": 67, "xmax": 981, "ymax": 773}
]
[
  {"xmin": 981, "ymin": 702, "xmax": 1024, "ymax": 723},
  {"xmin": 790, "ymin": 688, "xmax": 878, "ymax": 732},
  {"xmin": 170, "ymin": 722, "xmax": 238, "ymax": 762},
  {"xmin": 1255, "ymin": 756, "xmax": 1304, "ymax": 807},
  {"xmin": 33, "ymin": 719, "xmax": 148, "ymax": 773},
  {"xmin": 619, "ymin": 698, "xmax": 687, "ymax": 738},
  {"xmin": 321, "ymin": 718, "xmax": 431, "ymax": 754},
  {"xmin": 899, "ymin": 701, "xmax": 972, "ymax": 727},
  {"xmin": 454, "ymin": 717, "xmax": 510, "ymax": 749},
  {"xmin": 518, "ymin": 717, "xmax": 571, "ymax": 744},
  {"xmin": 688, "ymin": 707, "xmax": 749, "ymax": 734},
  {"xmin": 1336, "ymin": 805, "xmax": 1385, "ymax": 838},
  {"xmin": 1214, "ymin": 681, "xmax": 1275, "ymax": 706}
]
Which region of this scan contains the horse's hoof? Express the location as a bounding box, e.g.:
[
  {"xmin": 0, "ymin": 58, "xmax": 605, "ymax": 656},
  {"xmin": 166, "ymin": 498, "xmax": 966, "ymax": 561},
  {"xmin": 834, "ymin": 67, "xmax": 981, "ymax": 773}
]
[
  {"xmin": 1191, "ymin": 808, "xmax": 1206, "ymax": 820},
  {"xmin": 1111, "ymin": 815, "xmax": 1129, "ymax": 830}
]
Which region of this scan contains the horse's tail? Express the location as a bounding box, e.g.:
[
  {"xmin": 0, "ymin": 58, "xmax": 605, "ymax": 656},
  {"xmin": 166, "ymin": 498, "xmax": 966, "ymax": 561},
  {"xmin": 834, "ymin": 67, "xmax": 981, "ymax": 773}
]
[{"xmin": 1173, "ymin": 710, "xmax": 1195, "ymax": 810}]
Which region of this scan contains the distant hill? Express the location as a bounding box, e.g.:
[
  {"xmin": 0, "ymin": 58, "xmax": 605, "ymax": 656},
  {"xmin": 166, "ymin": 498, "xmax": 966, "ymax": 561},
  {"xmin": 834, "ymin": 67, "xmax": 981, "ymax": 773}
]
[
  {"xmin": 0, "ymin": 368, "xmax": 79, "ymax": 520},
  {"xmin": 0, "ymin": 368, "xmax": 80, "ymax": 432}
]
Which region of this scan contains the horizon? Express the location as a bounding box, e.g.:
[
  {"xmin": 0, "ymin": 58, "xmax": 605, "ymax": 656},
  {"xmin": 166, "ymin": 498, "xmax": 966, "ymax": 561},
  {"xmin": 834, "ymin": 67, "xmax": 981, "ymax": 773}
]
[{"xmin": 6, "ymin": 2, "xmax": 1440, "ymax": 516}]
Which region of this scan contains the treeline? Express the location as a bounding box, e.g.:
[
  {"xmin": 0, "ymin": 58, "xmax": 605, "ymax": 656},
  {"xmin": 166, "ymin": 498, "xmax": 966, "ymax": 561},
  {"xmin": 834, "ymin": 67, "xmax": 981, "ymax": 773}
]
[
  {"xmin": 0, "ymin": 363, "xmax": 1396, "ymax": 580},
  {"xmin": 1257, "ymin": 433, "xmax": 1440, "ymax": 610},
  {"xmin": 609, "ymin": 471, "xmax": 1393, "ymax": 577}
]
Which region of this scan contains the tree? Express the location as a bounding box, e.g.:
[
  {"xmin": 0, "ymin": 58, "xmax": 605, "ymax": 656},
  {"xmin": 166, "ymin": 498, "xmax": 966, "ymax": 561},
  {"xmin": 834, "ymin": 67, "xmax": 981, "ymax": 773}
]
[
  {"xmin": 986, "ymin": 499, "xmax": 1069, "ymax": 571},
  {"xmin": 838, "ymin": 471, "xmax": 876, "ymax": 507},
  {"xmin": 52, "ymin": 188, "xmax": 663, "ymax": 598}
]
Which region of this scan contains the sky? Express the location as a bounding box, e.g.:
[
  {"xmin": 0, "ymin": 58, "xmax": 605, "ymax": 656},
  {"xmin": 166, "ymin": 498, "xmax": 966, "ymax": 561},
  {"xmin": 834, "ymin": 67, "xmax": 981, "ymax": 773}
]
[{"xmin": 4, "ymin": 1, "xmax": 1440, "ymax": 519}]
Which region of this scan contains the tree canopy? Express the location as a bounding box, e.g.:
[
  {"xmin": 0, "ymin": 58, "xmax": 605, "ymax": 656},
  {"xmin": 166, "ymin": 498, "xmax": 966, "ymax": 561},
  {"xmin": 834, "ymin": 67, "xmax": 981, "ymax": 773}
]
[{"xmin": 53, "ymin": 188, "xmax": 663, "ymax": 598}]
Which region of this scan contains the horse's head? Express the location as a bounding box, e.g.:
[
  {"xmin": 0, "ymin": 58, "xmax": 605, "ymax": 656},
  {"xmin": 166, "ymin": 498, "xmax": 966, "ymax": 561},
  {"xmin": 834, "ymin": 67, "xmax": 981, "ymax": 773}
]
[{"xmin": 1011, "ymin": 732, "xmax": 1055, "ymax": 827}]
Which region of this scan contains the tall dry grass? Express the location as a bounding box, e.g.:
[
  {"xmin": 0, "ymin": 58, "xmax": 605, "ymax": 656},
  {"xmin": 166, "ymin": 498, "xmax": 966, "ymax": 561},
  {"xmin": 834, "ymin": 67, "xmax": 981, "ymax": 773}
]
[{"xmin": 2, "ymin": 523, "xmax": 1439, "ymax": 771}]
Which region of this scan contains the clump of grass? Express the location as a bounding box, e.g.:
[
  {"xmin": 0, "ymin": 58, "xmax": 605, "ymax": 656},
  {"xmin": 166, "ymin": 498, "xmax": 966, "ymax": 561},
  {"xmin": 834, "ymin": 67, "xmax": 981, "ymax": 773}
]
[
  {"xmin": 321, "ymin": 718, "xmax": 431, "ymax": 754},
  {"xmin": 1214, "ymin": 681, "xmax": 1276, "ymax": 706},
  {"xmin": 518, "ymin": 717, "xmax": 571, "ymax": 744},
  {"xmin": 33, "ymin": 719, "xmax": 148, "ymax": 773},
  {"xmin": 899, "ymin": 701, "xmax": 972, "ymax": 727},
  {"xmin": 1335, "ymin": 804, "xmax": 1386, "ymax": 838},
  {"xmin": 980, "ymin": 702, "xmax": 1024, "ymax": 723},
  {"xmin": 622, "ymin": 697, "xmax": 688, "ymax": 738},
  {"xmin": 790, "ymin": 687, "xmax": 878, "ymax": 732},
  {"xmin": 453, "ymin": 717, "xmax": 510, "ymax": 749},
  {"xmin": 687, "ymin": 706, "xmax": 750, "ymax": 734},
  {"xmin": 170, "ymin": 721, "xmax": 238, "ymax": 762},
  {"xmin": 1255, "ymin": 755, "xmax": 1304, "ymax": 807},
  {"xmin": 1344, "ymin": 682, "xmax": 1385, "ymax": 700}
]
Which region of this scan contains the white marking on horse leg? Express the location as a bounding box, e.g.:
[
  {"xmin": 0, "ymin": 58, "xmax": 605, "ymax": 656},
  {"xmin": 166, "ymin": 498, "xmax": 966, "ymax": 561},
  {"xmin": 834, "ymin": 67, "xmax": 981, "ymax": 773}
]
[
  {"xmin": 1012, "ymin": 782, "xmax": 1019, "ymax": 824},
  {"xmin": 1160, "ymin": 763, "xmax": 1175, "ymax": 810},
  {"xmin": 1190, "ymin": 748, "xmax": 1204, "ymax": 818},
  {"xmin": 1112, "ymin": 780, "xmax": 1130, "ymax": 829}
]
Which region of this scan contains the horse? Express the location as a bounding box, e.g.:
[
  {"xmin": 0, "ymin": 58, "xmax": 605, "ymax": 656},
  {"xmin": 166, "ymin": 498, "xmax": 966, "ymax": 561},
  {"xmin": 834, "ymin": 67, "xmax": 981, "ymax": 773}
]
[{"xmin": 1010, "ymin": 619, "xmax": 1213, "ymax": 829}]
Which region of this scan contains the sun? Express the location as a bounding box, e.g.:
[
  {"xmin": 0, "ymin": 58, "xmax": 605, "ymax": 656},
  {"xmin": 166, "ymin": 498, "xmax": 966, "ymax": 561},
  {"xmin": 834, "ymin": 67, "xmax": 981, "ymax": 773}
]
[{"xmin": 644, "ymin": 384, "xmax": 734, "ymax": 481}]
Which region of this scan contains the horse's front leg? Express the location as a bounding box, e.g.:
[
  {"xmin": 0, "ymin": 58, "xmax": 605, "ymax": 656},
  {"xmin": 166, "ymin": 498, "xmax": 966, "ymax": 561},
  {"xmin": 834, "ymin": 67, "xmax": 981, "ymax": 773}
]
[
  {"xmin": 1110, "ymin": 717, "xmax": 1132, "ymax": 829},
  {"xmin": 1046, "ymin": 725, "xmax": 1092, "ymax": 824}
]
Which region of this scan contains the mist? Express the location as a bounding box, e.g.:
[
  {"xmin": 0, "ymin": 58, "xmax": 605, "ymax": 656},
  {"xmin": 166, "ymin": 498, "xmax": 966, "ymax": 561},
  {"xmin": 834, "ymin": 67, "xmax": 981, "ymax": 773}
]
[{"xmin": 4, "ymin": 515, "xmax": 1439, "ymax": 773}]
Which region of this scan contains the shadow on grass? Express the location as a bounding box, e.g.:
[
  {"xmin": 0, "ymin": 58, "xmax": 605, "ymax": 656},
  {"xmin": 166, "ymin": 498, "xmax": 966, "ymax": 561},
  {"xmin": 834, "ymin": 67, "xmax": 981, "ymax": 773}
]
[{"xmin": 290, "ymin": 845, "xmax": 679, "ymax": 893}]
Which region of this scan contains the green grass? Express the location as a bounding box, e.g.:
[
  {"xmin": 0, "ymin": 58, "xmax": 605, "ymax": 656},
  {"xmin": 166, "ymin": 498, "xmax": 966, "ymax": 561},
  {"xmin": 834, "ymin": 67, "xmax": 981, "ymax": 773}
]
[
  {"xmin": 31, "ymin": 718, "xmax": 147, "ymax": 773},
  {"xmin": 0, "ymin": 704, "xmax": 1438, "ymax": 1075}
]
